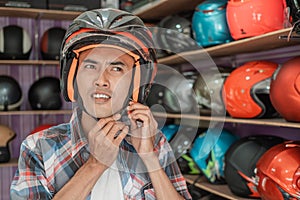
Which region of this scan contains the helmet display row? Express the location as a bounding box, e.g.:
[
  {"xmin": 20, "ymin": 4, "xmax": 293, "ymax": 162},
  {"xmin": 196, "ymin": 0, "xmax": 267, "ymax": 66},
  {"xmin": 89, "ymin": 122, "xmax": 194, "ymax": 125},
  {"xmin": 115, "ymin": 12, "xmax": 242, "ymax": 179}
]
[
  {"xmin": 192, "ymin": 0, "xmax": 287, "ymax": 47},
  {"xmin": 0, "ymin": 75, "xmax": 62, "ymax": 111},
  {"xmin": 0, "ymin": 24, "xmax": 66, "ymax": 60},
  {"xmin": 222, "ymin": 57, "xmax": 300, "ymax": 122}
]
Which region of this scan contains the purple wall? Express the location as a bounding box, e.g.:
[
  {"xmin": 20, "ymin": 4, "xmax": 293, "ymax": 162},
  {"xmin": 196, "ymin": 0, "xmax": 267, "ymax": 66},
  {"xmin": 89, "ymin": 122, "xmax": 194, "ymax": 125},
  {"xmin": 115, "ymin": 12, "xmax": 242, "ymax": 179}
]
[{"xmin": 0, "ymin": 17, "xmax": 72, "ymax": 200}]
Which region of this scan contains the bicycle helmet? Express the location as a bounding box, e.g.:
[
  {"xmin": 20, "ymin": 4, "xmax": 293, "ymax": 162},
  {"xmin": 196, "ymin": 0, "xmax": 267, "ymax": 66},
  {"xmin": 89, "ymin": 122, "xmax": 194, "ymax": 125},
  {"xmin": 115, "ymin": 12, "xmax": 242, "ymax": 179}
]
[
  {"xmin": 270, "ymin": 57, "xmax": 300, "ymax": 122},
  {"xmin": 192, "ymin": 0, "xmax": 233, "ymax": 47},
  {"xmin": 60, "ymin": 8, "xmax": 157, "ymax": 105},
  {"xmin": 222, "ymin": 61, "xmax": 279, "ymax": 118},
  {"xmin": 224, "ymin": 135, "xmax": 285, "ymax": 198},
  {"xmin": 0, "ymin": 124, "xmax": 16, "ymax": 163},
  {"xmin": 190, "ymin": 129, "xmax": 238, "ymax": 184},
  {"xmin": 0, "ymin": 75, "xmax": 23, "ymax": 111},
  {"xmin": 0, "ymin": 25, "xmax": 32, "ymax": 59},
  {"xmin": 40, "ymin": 27, "xmax": 66, "ymax": 60},
  {"xmin": 256, "ymin": 141, "xmax": 300, "ymax": 200},
  {"xmin": 28, "ymin": 77, "xmax": 62, "ymax": 110},
  {"xmin": 226, "ymin": 0, "xmax": 286, "ymax": 40}
]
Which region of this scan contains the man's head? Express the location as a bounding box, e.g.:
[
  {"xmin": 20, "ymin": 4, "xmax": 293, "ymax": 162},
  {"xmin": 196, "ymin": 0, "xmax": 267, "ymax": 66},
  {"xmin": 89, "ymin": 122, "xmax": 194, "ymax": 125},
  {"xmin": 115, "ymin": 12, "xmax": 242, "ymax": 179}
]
[{"xmin": 60, "ymin": 8, "xmax": 157, "ymax": 117}]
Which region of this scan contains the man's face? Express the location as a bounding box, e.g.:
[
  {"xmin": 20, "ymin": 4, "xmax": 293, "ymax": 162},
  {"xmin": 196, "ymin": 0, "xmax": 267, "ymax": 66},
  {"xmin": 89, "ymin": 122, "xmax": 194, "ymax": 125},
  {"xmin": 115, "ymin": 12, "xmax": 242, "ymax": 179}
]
[{"xmin": 76, "ymin": 47, "xmax": 134, "ymax": 118}]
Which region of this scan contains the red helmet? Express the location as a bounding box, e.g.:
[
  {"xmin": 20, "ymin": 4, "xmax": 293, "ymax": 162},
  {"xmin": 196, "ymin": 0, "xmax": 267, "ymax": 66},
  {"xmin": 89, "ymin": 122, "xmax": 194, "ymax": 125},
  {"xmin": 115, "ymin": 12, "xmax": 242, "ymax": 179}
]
[
  {"xmin": 270, "ymin": 56, "xmax": 300, "ymax": 122},
  {"xmin": 222, "ymin": 61, "xmax": 279, "ymax": 118},
  {"xmin": 30, "ymin": 124, "xmax": 55, "ymax": 135},
  {"xmin": 256, "ymin": 141, "xmax": 300, "ymax": 200},
  {"xmin": 226, "ymin": 0, "xmax": 286, "ymax": 40}
]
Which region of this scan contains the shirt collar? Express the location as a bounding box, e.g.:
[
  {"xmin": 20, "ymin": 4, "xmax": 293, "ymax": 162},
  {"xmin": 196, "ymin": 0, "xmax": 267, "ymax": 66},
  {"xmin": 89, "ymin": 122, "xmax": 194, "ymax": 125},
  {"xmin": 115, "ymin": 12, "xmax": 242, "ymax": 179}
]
[{"xmin": 70, "ymin": 106, "xmax": 89, "ymax": 156}]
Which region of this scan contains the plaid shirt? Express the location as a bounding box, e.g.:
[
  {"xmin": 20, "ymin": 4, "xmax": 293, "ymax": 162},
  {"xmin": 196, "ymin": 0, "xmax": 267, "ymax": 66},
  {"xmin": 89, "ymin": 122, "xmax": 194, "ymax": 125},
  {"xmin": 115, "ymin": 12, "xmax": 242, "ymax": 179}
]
[{"xmin": 10, "ymin": 108, "xmax": 192, "ymax": 200}]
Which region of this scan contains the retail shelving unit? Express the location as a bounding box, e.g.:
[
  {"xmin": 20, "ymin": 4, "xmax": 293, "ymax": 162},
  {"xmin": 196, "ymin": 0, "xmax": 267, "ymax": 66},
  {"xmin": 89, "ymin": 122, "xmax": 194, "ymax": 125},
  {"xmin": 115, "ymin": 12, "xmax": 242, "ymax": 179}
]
[{"xmin": 1, "ymin": 1, "xmax": 300, "ymax": 199}]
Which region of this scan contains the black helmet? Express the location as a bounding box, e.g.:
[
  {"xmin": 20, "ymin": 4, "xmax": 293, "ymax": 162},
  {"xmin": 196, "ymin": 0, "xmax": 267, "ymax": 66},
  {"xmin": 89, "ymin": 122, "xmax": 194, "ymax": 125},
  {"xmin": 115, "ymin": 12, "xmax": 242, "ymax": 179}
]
[
  {"xmin": 60, "ymin": 8, "xmax": 157, "ymax": 104},
  {"xmin": 28, "ymin": 77, "xmax": 62, "ymax": 110},
  {"xmin": 286, "ymin": 0, "xmax": 300, "ymax": 33},
  {"xmin": 224, "ymin": 135, "xmax": 285, "ymax": 198},
  {"xmin": 0, "ymin": 124, "xmax": 16, "ymax": 163},
  {"xmin": 0, "ymin": 75, "xmax": 23, "ymax": 111},
  {"xmin": 152, "ymin": 15, "xmax": 198, "ymax": 58},
  {"xmin": 40, "ymin": 27, "xmax": 66, "ymax": 60},
  {"xmin": 0, "ymin": 25, "xmax": 32, "ymax": 59}
]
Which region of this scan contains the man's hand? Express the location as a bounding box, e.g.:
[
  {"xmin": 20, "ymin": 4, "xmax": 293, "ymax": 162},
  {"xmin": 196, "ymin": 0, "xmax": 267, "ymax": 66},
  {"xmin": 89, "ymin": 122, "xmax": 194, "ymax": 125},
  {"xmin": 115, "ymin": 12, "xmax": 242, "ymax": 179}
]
[
  {"xmin": 88, "ymin": 114, "xmax": 129, "ymax": 169},
  {"xmin": 127, "ymin": 101, "xmax": 158, "ymax": 161}
]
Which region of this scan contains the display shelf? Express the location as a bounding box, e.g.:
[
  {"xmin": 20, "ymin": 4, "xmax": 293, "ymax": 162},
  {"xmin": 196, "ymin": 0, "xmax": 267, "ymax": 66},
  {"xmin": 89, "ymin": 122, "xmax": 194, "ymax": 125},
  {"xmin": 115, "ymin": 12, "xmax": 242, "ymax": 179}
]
[
  {"xmin": 153, "ymin": 112, "xmax": 300, "ymax": 129},
  {"xmin": 0, "ymin": 7, "xmax": 81, "ymax": 20},
  {"xmin": 158, "ymin": 27, "xmax": 300, "ymax": 65},
  {"xmin": 0, "ymin": 60, "xmax": 59, "ymax": 65},
  {"xmin": 132, "ymin": 0, "xmax": 203, "ymax": 21},
  {"xmin": 0, "ymin": 110, "xmax": 72, "ymax": 115},
  {"xmin": 184, "ymin": 175, "xmax": 253, "ymax": 200},
  {"xmin": 0, "ymin": 158, "xmax": 18, "ymax": 168}
]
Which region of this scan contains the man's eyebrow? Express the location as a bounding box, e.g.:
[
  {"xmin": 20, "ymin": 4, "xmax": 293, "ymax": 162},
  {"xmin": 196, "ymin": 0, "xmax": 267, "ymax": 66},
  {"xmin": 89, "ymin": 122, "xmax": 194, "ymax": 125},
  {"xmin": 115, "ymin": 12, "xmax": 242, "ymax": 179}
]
[
  {"xmin": 82, "ymin": 59, "xmax": 98, "ymax": 64},
  {"xmin": 110, "ymin": 61, "xmax": 126, "ymax": 66}
]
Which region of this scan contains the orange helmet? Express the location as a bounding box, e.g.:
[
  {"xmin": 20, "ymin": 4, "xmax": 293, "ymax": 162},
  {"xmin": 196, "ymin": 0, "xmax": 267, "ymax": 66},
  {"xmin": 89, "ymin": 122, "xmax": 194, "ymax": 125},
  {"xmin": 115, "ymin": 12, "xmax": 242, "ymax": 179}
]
[
  {"xmin": 256, "ymin": 141, "xmax": 300, "ymax": 200},
  {"xmin": 222, "ymin": 61, "xmax": 279, "ymax": 118},
  {"xmin": 226, "ymin": 0, "xmax": 286, "ymax": 40},
  {"xmin": 270, "ymin": 56, "xmax": 300, "ymax": 122}
]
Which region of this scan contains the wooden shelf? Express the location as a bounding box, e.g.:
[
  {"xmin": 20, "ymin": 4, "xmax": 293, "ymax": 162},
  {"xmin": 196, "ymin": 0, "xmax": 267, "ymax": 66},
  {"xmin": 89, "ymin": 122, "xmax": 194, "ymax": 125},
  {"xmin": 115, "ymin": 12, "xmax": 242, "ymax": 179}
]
[
  {"xmin": 0, "ymin": 158, "xmax": 18, "ymax": 168},
  {"xmin": 153, "ymin": 112, "xmax": 300, "ymax": 129},
  {"xmin": 0, "ymin": 110, "xmax": 72, "ymax": 115},
  {"xmin": 158, "ymin": 28, "xmax": 300, "ymax": 65},
  {"xmin": 0, "ymin": 7, "xmax": 81, "ymax": 20},
  {"xmin": 0, "ymin": 60, "xmax": 59, "ymax": 65},
  {"xmin": 184, "ymin": 175, "xmax": 254, "ymax": 200},
  {"xmin": 132, "ymin": 0, "xmax": 203, "ymax": 21}
]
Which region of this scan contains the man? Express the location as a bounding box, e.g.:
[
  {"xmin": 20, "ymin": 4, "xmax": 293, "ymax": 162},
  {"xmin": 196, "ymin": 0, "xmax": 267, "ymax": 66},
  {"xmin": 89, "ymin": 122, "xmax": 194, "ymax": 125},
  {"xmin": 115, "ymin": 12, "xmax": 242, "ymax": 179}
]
[{"xmin": 10, "ymin": 8, "xmax": 192, "ymax": 200}]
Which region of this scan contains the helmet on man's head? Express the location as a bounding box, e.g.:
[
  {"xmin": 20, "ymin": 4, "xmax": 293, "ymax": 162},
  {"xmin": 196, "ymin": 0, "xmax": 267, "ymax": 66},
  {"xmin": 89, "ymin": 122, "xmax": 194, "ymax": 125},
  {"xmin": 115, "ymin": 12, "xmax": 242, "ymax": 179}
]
[{"xmin": 60, "ymin": 8, "xmax": 157, "ymax": 104}]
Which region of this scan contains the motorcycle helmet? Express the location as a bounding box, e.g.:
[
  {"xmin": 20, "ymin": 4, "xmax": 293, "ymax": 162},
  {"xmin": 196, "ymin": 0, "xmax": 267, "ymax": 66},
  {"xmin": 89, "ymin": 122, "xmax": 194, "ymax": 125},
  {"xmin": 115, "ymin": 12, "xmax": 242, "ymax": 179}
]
[
  {"xmin": 270, "ymin": 57, "xmax": 300, "ymax": 122},
  {"xmin": 286, "ymin": 0, "xmax": 300, "ymax": 33},
  {"xmin": 152, "ymin": 15, "xmax": 198, "ymax": 58},
  {"xmin": 222, "ymin": 61, "xmax": 279, "ymax": 119},
  {"xmin": 28, "ymin": 76, "xmax": 62, "ymax": 110},
  {"xmin": 60, "ymin": 8, "xmax": 157, "ymax": 105},
  {"xmin": 256, "ymin": 141, "xmax": 300, "ymax": 200},
  {"xmin": 40, "ymin": 27, "xmax": 66, "ymax": 60},
  {"xmin": 0, "ymin": 25, "xmax": 32, "ymax": 59},
  {"xmin": 226, "ymin": 0, "xmax": 286, "ymax": 40},
  {"xmin": 30, "ymin": 124, "xmax": 55, "ymax": 135},
  {"xmin": 192, "ymin": 0, "xmax": 233, "ymax": 47},
  {"xmin": 193, "ymin": 67, "xmax": 231, "ymax": 115},
  {"xmin": 146, "ymin": 71, "xmax": 198, "ymax": 114},
  {"xmin": 224, "ymin": 135, "xmax": 285, "ymax": 198},
  {"xmin": 0, "ymin": 124, "xmax": 16, "ymax": 163},
  {"xmin": 0, "ymin": 75, "xmax": 23, "ymax": 111},
  {"xmin": 190, "ymin": 129, "xmax": 238, "ymax": 184}
]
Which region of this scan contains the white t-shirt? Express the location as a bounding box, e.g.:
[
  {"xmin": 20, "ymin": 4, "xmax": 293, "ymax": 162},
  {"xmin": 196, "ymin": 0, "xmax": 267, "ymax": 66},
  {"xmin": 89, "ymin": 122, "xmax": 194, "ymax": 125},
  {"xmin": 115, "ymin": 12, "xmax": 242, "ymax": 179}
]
[{"xmin": 91, "ymin": 161, "xmax": 124, "ymax": 200}]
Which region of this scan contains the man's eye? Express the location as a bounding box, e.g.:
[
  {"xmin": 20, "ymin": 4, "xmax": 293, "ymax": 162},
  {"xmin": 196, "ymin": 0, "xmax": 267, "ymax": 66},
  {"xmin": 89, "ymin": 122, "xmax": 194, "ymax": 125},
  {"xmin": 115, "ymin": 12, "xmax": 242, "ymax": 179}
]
[
  {"xmin": 111, "ymin": 66, "xmax": 122, "ymax": 72},
  {"xmin": 84, "ymin": 64, "xmax": 96, "ymax": 69}
]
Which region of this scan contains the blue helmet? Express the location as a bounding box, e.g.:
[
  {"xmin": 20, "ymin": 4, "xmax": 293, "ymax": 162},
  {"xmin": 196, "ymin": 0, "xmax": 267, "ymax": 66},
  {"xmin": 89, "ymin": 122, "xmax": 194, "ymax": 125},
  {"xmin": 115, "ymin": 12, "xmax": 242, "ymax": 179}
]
[
  {"xmin": 190, "ymin": 129, "xmax": 238, "ymax": 184},
  {"xmin": 192, "ymin": 0, "xmax": 233, "ymax": 47}
]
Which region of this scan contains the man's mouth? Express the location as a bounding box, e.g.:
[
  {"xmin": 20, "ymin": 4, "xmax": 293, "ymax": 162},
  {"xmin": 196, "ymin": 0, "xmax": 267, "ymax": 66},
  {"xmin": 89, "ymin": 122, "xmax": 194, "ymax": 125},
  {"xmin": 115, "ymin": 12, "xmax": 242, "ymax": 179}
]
[{"xmin": 92, "ymin": 92, "xmax": 111, "ymax": 102}]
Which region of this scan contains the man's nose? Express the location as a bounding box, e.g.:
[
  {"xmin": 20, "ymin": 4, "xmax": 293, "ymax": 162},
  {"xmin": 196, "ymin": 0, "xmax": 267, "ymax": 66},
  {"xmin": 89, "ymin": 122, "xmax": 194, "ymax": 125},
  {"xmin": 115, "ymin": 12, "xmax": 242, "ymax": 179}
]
[{"xmin": 94, "ymin": 70, "xmax": 109, "ymax": 88}]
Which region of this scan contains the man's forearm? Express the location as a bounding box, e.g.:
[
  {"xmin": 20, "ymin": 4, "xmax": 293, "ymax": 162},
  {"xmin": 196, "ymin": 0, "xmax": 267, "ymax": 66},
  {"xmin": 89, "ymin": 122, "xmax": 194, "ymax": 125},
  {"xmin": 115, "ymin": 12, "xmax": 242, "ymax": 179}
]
[
  {"xmin": 143, "ymin": 156, "xmax": 185, "ymax": 200},
  {"xmin": 53, "ymin": 157, "xmax": 106, "ymax": 200}
]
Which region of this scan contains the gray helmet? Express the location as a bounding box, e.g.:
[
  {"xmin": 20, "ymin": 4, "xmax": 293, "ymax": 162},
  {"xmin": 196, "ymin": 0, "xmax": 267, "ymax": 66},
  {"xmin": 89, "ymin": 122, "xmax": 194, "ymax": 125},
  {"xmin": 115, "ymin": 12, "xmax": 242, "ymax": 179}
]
[{"xmin": 60, "ymin": 8, "xmax": 157, "ymax": 103}]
